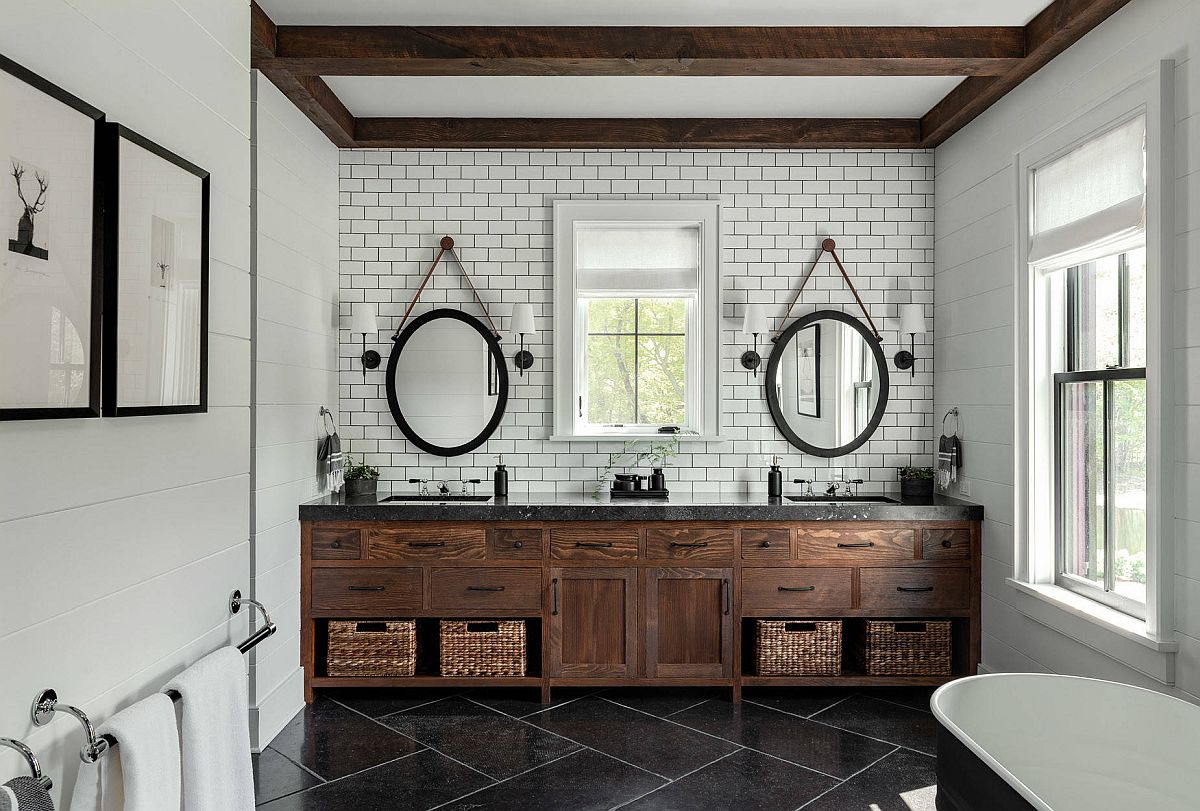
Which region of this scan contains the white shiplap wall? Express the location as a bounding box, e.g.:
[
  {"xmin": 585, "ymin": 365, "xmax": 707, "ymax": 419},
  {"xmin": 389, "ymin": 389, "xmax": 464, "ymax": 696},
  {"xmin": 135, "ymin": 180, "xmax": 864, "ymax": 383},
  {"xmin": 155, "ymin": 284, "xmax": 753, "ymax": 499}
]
[
  {"xmin": 934, "ymin": 0, "xmax": 1200, "ymax": 698},
  {"xmin": 0, "ymin": 0, "xmax": 251, "ymax": 803},
  {"xmin": 338, "ymin": 149, "xmax": 935, "ymax": 493},
  {"xmin": 250, "ymin": 72, "xmax": 340, "ymax": 748}
]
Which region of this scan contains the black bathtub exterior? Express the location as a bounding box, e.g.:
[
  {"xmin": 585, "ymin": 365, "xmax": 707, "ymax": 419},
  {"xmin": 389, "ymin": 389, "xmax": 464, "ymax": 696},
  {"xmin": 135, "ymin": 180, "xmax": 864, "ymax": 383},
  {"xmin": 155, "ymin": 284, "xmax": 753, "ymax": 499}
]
[{"xmin": 936, "ymin": 728, "xmax": 1037, "ymax": 811}]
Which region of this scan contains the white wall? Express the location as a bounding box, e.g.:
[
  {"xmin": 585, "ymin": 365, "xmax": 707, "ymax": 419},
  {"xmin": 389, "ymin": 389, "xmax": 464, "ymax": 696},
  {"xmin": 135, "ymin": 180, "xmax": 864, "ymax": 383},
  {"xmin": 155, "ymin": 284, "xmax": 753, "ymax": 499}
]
[
  {"xmin": 338, "ymin": 148, "xmax": 935, "ymax": 493},
  {"xmin": 0, "ymin": 0, "xmax": 251, "ymax": 803},
  {"xmin": 934, "ymin": 0, "xmax": 1200, "ymax": 698},
  {"xmin": 249, "ymin": 72, "xmax": 340, "ymax": 748}
]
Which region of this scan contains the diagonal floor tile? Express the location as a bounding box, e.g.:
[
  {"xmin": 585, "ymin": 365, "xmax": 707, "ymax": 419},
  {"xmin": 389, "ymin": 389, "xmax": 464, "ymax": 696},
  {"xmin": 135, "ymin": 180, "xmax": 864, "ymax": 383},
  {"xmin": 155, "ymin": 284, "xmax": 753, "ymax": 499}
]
[
  {"xmin": 743, "ymin": 688, "xmax": 855, "ymax": 719},
  {"xmin": 256, "ymin": 749, "xmax": 493, "ymax": 811},
  {"xmin": 602, "ymin": 688, "xmax": 722, "ymax": 718},
  {"xmin": 525, "ymin": 696, "xmax": 740, "ymax": 779},
  {"xmin": 464, "ymin": 687, "xmax": 592, "ymax": 719},
  {"xmin": 437, "ymin": 748, "xmax": 666, "ymax": 811},
  {"xmin": 810, "ymin": 694, "xmax": 939, "ymax": 755},
  {"xmin": 620, "ymin": 748, "xmax": 838, "ymax": 811},
  {"xmin": 798, "ymin": 749, "xmax": 937, "ymax": 811},
  {"xmin": 859, "ymin": 686, "xmax": 937, "ymax": 713},
  {"xmin": 253, "ymin": 747, "xmax": 321, "ymax": 805},
  {"xmin": 325, "ymin": 687, "xmax": 458, "ymax": 718},
  {"xmin": 269, "ymin": 698, "xmax": 424, "ymax": 780},
  {"xmin": 670, "ymin": 700, "xmax": 894, "ymax": 779},
  {"xmin": 378, "ymin": 696, "xmax": 580, "ymax": 779}
]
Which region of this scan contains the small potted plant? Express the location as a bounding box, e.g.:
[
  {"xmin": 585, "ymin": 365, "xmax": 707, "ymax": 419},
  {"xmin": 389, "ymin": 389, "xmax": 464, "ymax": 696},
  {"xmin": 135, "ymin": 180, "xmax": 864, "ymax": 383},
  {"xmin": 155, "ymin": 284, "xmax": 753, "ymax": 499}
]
[
  {"xmin": 897, "ymin": 466, "xmax": 935, "ymax": 500},
  {"xmin": 343, "ymin": 456, "xmax": 380, "ymax": 498}
]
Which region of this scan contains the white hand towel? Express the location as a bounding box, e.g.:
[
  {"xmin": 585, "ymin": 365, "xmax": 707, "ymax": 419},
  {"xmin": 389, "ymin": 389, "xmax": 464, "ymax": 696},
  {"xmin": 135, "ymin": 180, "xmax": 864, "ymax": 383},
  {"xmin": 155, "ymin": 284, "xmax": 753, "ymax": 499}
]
[
  {"xmin": 162, "ymin": 647, "xmax": 254, "ymax": 811},
  {"xmin": 68, "ymin": 693, "xmax": 180, "ymax": 811}
]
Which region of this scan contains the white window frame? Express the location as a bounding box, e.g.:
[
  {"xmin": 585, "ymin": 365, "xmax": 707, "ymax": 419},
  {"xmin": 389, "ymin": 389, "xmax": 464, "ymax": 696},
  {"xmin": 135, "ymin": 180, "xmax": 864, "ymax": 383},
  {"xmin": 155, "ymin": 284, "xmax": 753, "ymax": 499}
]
[
  {"xmin": 551, "ymin": 200, "xmax": 721, "ymax": 441},
  {"xmin": 1012, "ymin": 62, "xmax": 1175, "ymax": 644}
]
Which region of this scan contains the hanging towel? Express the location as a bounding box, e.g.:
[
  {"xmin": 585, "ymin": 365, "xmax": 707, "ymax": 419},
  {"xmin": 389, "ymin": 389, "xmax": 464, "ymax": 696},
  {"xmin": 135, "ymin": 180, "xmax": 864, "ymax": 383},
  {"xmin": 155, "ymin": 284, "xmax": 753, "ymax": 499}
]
[
  {"xmin": 68, "ymin": 693, "xmax": 180, "ymax": 811},
  {"xmin": 0, "ymin": 785, "xmax": 17, "ymax": 811},
  {"xmin": 936, "ymin": 434, "xmax": 962, "ymax": 490},
  {"xmin": 5, "ymin": 776, "xmax": 55, "ymax": 811},
  {"xmin": 319, "ymin": 432, "xmax": 344, "ymax": 494},
  {"xmin": 163, "ymin": 647, "xmax": 254, "ymax": 811}
]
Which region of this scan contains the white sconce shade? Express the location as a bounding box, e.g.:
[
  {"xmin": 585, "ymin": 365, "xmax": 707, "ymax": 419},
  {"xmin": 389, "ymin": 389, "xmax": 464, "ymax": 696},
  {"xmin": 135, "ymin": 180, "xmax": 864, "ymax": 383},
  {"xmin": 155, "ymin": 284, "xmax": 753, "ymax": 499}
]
[
  {"xmin": 898, "ymin": 303, "xmax": 927, "ymax": 336},
  {"xmin": 351, "ymin": 303, "xmax": 378, "ymax": 335},
  {"xmin": 511, "ymin": 303, "xmax": 537, "ymax": 336},
  {"xmin": 741, "ymin": 303, "xmax": 768, "ymax": 336}
]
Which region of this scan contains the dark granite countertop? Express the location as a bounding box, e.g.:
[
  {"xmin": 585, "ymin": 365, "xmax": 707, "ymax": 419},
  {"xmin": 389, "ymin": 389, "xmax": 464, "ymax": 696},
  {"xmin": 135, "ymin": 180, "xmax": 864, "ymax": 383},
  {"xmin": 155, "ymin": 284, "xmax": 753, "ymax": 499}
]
[{"xmin": 299, "ymin": 490, "xmax": 983, "ymax": 522}]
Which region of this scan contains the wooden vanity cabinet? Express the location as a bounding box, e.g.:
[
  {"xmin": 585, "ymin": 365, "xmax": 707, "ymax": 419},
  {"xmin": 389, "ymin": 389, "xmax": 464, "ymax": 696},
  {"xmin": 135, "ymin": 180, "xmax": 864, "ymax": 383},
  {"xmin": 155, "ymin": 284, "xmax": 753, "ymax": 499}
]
[{"xmin": 300, "ymin": 518, "xmax": 981, "ymax": 702}]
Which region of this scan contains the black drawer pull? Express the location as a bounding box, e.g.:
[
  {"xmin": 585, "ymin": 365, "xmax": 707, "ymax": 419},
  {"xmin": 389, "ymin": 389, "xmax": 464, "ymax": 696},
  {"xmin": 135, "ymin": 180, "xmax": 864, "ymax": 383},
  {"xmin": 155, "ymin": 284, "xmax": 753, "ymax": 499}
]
[
  {"xmin": 575, "ymin": 542, "xmax": 614, "ymax": 548},
  {"xmin": 467, "ymin": 586, "xmax": 506, "ymax": 592},
  {"xmin": 551, "ymin": 577, "xmax": 559, "ymax": 616},
  {"xmin": 942, "ymin": 539, "xmax": 953, "ymax": 548},
  {"xmin": 760, "ymin": 540, "xmax": 771, "ymax": 548},
  {"xmin": 408, "ymin": 541, "xmax": 446, "ymax": 548},
  {"xmin": 670, "ymin": 541, "xmax": 709, "ymax": 548},
  {"xmin": 897, "ymin": 586, "xmax": 935, "ymax": 593},
  {"xmin": 836, "ymin": 542, "xmax": 874, "ymax": 548},
  {"xmin": 329, "ymin": 541, "xmax": 341, "ymax": 549},
  {"xmin": 513, "ymin": 541, "xmax": 524, "ymax": 549},
  {"xmin": 778, "ymin": 586, "xmax": 816, "ymax": 592},
  {"xmin": 347, "ymin": 585, "xmax": 385, "ymax": 591}
]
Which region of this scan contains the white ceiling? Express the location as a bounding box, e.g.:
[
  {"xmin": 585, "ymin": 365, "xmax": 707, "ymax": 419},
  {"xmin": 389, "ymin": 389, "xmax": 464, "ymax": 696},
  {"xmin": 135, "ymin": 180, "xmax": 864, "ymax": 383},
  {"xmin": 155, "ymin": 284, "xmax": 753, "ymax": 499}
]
[
  {"xmin": 328, "ymin": 75, "xmax": 963, "ymax": 119},
  {"xmin": 258, "ymin": 0, "xmax": 1047, "ymax": 27}
]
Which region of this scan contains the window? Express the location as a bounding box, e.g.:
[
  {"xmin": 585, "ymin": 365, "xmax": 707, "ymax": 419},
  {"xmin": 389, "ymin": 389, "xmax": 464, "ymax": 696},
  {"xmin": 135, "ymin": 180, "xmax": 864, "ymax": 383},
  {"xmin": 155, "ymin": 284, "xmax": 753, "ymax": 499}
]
[{"xmin": 553, "ymin": 201, "xmax": 720, "ymax": 439}]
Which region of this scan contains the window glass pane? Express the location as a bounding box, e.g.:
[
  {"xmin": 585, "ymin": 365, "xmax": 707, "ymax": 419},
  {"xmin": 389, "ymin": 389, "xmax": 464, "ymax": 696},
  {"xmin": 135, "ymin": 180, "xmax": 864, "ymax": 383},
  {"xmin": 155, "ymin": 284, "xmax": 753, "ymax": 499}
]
[
  {"xmin": 586, "ymin": 334, "xmax": 636, "ymax": 424},
  {"xmin": 1061, "ymin": 380, "xmax": 1106, "ymax": 587},
  {"xmin": 1125, "ymin": 247, "xmax": 1147, "ymax": 367},
  {"xmin": 637, "ymin": 298, "xmax": 686, "ymax": 334},
  {"xmin": 587, "ymin": 298, "xmax": 635, "ymax": 334},
  {"xmin": 637, "ymin": 335, "xmax": 687, "ymax": 424},
  {"xmin": 1112, "ymin": 378, "xmax": 1147, "ymax": 604},
  {"xmin": 1071, "ymin": 256, "xmax": 1121, "ymax": 370}
]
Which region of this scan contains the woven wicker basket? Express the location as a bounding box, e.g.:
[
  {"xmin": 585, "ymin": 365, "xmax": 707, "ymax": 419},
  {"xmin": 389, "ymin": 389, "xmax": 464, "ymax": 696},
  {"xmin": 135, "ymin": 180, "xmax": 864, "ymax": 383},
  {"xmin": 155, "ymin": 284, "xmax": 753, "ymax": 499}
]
[
  {"xmin": 860, "ymin": 620, "xmax": 952, "ymax": 676},
  {"xmin": 439, "ymin": 620, "xmax": 526, "ymax": 677},
  {"xmin": 755, "ymin": 620, "xmax": 842, "ymax": 676},
  {"xmin": 327, "ymin": 620, "xmax": 416, "ymax": 677}
]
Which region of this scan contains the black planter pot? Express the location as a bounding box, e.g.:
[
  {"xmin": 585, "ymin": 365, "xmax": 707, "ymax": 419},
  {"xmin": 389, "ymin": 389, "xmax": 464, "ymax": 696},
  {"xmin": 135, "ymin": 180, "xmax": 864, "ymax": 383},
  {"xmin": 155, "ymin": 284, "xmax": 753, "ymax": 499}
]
[
  {"xmin": 900, "ymin": 477, "xmax": 935, "ymax": 500},
  {"xmin": 344, "ymin": 478, "xmax": 378, "ymax": 498}
]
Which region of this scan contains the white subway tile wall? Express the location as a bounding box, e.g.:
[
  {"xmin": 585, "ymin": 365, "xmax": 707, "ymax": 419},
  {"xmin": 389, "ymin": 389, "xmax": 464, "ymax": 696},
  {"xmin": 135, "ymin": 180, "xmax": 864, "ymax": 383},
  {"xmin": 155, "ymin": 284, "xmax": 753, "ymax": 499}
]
[{"xmin": 338, "ymin": 149, "xmax": 934, "ymax": 495}]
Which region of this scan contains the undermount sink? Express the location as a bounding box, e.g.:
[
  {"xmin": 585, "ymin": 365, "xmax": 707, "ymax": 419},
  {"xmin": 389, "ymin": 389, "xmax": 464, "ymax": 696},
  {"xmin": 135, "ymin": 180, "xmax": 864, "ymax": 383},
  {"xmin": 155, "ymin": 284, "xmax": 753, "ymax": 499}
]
[
  {"xmin": 382, "ymin": 494, "xmax": 493, "ymax": 503},
  {"xmin": 784, "ymin": 495, "xmax": 898, "ymax": 504}
]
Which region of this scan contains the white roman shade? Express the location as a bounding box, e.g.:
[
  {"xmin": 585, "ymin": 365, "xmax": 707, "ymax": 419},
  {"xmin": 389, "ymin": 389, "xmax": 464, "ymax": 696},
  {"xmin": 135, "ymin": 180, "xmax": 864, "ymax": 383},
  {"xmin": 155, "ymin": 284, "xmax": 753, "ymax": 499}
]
[
  {"xmin": 1029, "ymin": 115, "xmax": 1146, "ymax": 267},
  {"xmin": 575, "ymin": 225, "xmax": 700, "ymax": 292}
]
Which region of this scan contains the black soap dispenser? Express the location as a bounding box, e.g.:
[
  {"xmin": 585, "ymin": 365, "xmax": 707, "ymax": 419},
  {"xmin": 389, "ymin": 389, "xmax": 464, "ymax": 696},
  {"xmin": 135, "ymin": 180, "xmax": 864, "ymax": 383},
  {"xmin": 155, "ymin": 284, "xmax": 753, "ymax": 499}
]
[
  {"xmin": 494, "ymin": 456, "xmax": 509, "ymax": 498},
  {"xmin": 768, "ymin": 455, "xmax": 783, "ymax": 498}
]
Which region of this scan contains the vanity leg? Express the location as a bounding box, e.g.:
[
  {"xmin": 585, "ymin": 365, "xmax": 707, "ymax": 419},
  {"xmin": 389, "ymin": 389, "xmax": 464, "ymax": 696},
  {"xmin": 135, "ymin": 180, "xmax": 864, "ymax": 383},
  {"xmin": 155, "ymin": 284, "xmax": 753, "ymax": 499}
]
[
  {"xmin": 730, "ymin": 682, "xmax": 742, "ymax": 704},
  {"xmin": 540, "ymin": 683, "xmax": 552, "ymax": 705}
]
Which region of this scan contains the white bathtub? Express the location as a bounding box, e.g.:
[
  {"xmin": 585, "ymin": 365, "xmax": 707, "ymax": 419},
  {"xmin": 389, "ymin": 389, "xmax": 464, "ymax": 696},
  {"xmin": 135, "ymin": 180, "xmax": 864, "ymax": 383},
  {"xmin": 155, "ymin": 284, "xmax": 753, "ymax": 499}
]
[{"xmin": 931, "ymin": 673, "xmax": 1200, "ymax": 811}]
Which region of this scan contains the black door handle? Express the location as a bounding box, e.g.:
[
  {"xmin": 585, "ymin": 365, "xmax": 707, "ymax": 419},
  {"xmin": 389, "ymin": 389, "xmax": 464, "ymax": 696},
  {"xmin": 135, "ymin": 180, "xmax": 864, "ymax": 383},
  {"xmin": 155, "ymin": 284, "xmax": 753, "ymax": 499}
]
[
  {"xmin": 778, "ymin": 586, "xmax": 816, "ymax": 592},
  {"xmin": 670, "ymin": 542, "xmax": 709, "ymax": 548},
  {"xmin": 347, "ymin": 585, "xmax": 385, "ymax": 591},
  {"xmin": 551, "ymin": 578, "xmax": 559, "ymax": 616},
  {"xmin": 836, "ymin": 542, "xmax": 874, "ymax": 548},
  {"xmin": 897, "ymin": 586, "xmax": 935, "ymax": 593},
  {"xmin": 408, "ymin": 541, "xmax": 446, "ymax": 548},
  {"xmin": 575, "ymin": 542, "xmax": 614, "ymax": 548},
  {"xmin": 467, "ymin": 586, "xmax": 506, "ymax": 592},
  {"xmin": 723, "ymin": 578, "xmax": 731, "ymax": 615}
]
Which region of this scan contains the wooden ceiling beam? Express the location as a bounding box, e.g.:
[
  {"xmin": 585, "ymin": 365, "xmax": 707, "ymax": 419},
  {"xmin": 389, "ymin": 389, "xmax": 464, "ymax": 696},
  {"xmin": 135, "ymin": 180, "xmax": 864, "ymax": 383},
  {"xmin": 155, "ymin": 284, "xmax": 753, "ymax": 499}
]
[
  {"xmin": 271, "ymin": 25, "xmax": 1025, "ymax": 77},
  {"xmin": 354, "ymin": 118, "xmax": 921, "ymax": 149},
  {"xmin": 920, "ymin": 0, "xmax": 1135, "ymax": 145}
]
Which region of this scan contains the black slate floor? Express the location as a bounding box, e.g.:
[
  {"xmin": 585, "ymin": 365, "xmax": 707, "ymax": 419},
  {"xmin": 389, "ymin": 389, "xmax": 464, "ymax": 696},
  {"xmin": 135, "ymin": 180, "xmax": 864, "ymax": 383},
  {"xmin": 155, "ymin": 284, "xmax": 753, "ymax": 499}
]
[{"xmin": 253, "ymin": 686, "xmax": 940, "ymax": 810}]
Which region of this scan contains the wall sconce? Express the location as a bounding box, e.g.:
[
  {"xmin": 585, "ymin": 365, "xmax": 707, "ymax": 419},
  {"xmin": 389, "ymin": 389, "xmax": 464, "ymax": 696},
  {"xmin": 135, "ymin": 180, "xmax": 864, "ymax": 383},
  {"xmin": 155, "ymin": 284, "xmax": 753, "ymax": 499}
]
[
  {"xmin": 740, "ymin": 303, "xmax": 768, "ymax": 376},
  {"xmin": 352, "ymin": 303, "xmax": 380, "ymax": 381},
  {"xmin": 894, "ymin": 303, "xmax": 928, "ymax": 378},
  {"xmin": 511, "ymin": 302, "xmax": 536, "ymax": 376}
]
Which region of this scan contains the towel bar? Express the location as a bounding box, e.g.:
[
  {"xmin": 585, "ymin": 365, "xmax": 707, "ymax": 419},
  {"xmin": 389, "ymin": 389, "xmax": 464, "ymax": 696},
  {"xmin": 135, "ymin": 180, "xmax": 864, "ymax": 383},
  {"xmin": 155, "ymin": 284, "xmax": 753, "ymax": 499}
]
[
  {"xmin": 31, "ymin": 590, "xmax": 278, "ymax": 762},
  {"xmin": 0, "ymin": 737, "xmax": 52, "ymax": 790}
]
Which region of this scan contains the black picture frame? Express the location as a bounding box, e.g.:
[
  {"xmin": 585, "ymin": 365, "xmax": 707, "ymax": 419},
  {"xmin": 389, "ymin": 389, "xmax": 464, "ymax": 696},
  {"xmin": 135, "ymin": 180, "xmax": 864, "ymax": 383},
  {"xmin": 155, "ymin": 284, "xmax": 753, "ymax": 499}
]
[
  {"xmin": 0, "ymin": 54, "xmax": 104, "ymax": 421},
  {"xmin": 766, "ymin": 309, "xmax": 889, "ymax": 458},
  {"xmin": 385, "ymin": 308, "xmax": 509, "ymax": 457},
  {"xmin": 795, "ymin": 323, "xmax": 821, "ymax": 418},
  {"xmin": 100, "ymin": 123, "xmax": 209, "ymax": 417}
]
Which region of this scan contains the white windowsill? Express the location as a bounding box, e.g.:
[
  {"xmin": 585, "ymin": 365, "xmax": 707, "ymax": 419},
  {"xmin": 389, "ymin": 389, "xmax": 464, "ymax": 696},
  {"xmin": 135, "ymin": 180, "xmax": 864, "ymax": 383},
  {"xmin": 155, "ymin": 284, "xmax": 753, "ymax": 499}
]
[
  {"xmin": 1006, "ymin": 578, "xmax": 1177, "ymax": 653},
  {"xmin": 548, "ymin": 434, "xmax": 725, "ymax": 443}
]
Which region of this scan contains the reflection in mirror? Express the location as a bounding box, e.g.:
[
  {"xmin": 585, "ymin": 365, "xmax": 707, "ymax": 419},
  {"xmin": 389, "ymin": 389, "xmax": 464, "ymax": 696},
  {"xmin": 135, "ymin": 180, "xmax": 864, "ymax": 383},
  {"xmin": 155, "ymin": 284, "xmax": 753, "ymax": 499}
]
[
  {"xmin": 387, "ymin": 309, "xmax": 507, "ymax": 456},
  {"xmin": 767, "ymin": 310, "xmax": 888, "ymax": 457}
]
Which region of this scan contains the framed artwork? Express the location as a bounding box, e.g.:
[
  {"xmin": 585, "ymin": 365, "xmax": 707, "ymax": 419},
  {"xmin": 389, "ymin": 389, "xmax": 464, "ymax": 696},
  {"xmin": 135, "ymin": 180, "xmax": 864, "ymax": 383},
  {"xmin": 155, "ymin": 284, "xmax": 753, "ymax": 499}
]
[
  {"xmin": 101, "ymin": 124, "xmax": 209, "ymax": 416},
  {"xmin": 795, "ymin": 323, "xmax": 821, "ymax": 418},
  {"xmin": 0, "ymin": 54, "xmax": 103, "ymax": 420}
]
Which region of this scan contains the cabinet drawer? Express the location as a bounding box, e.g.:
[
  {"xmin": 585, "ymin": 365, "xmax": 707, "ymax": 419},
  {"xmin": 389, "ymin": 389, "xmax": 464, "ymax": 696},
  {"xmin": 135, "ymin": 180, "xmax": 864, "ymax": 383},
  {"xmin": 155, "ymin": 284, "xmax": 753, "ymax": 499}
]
[
  {"xmin": 431, "ymin": 568, "xmax": 542, "ymax": 611},
  {"xmin": 795, "ymin": 526, "xmax": 915, "ymax": 562},
  {"xmin": 311, "ymin": 568, "xmax": 422, "ymax": 614},
  {"xmin": 550, "ymin": 527, "xmax": 639, "ymax": 560},
  {"xmin": 489, "ymin": 527, "xmax": 543, "ymax": 560},
  {"xmin": 742, "ymin": 568, "xmax": 853, "ymax": 611},
  {"xmin": 859, "ymin": 568, "xmax": 970, "ymax": 610},
  {"xmin": 645, "ymin": 526, "xmax": 734, "ymax": 561},
  {"xmin": 921, "ymin": 527, "xmax": 972, "ymax": 561},
  {"xmin": 741, "ymin": 528, "xmax": 791, "ymax": 561},
  {"xmin": 369, "ymin": 526, "xmax": 486, "ymax": 561},
  {"xmin": 311, "ymin": 526, "xmax": 361, "ymax": 560}
]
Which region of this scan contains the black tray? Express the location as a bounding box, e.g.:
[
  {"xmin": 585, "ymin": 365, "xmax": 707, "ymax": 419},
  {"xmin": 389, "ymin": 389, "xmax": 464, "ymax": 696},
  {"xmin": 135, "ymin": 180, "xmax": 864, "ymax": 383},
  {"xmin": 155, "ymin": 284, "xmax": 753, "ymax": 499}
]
[{"xmin": 609, "ymin": 488, "xmax": 669, "ymax": 499}]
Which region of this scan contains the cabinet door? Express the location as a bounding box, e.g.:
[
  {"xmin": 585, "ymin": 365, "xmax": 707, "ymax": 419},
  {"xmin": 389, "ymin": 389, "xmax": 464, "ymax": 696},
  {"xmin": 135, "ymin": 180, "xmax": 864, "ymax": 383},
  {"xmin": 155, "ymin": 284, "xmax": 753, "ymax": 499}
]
[
  {"xmin": 643, "ymin": 567, "xmax": 733, "ymax": 679},
  {"xmin": 549, "ymin": 568, "xmax": 637, "ymax": 678}
]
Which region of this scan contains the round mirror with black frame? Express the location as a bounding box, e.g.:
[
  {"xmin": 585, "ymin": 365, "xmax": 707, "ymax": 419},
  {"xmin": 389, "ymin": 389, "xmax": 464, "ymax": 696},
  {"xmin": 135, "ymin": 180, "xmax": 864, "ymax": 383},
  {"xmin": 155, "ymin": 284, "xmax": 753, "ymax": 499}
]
[
  {"xmin": 385, "ymin": 308, "xmax": 508, "ymax": 457},
  {"xmin": 765, "ymin": 309, "xmax": 889, "ymax": 458}
]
